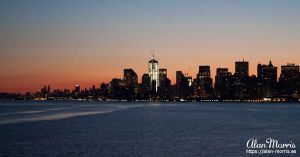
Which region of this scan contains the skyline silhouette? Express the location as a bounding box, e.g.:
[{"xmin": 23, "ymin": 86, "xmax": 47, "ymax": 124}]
[
  {"xmin": 0, "ymin": 55, "xmax": 299, "ymax": 93},
  {"xmin": 1, "ymin": 57, "xmax": 300, "ymax": 102}
]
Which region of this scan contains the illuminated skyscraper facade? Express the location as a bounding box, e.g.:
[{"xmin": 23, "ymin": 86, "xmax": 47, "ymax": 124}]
[{"xmin": 148, "ymin": 56, "xmax": 159, "ymax": 92}]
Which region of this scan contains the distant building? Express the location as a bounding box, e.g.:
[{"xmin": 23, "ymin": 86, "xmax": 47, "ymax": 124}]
[
  {"xmin": 176, "ymin": 71, "xmax": 184, "ymax": 87},
  {"xmin": 216, "ymin": 68, "xmax": 229, "ymax": 77},
  {"xmin": 156, "ymin": 69, "xmax": 172, "ymax": 100},
  {"xmin": 281, "ymin": 63, "xmax": 299, "ymax": 79},
  {"xmin": 186, "ymin": 76, "xmax": 192, "ymax": 87},
  {"xmin": 257, "ymin": 61, "xmax": 277, "ymax": 98},
  {"xmin": 141, "ymin": 74, "xmax": 151, "ymax": 100},
  {"xmin": 257, "ymin": 61, "xmax": 277, "ymax": 82},
  {"xmin": 176, "ymin": 71, "xmax": 190, "ymax": 98},
  {"xmin": 279, "ymin": 63, "xmax": 300, "ymax": 98},
  {"xmin": 233, "ymin": 60, "xmax": 249, "ymax": 99},
  {"xmin": 197, "ymin": 66, "xmax": 213, "ymax": 98},
  {"xmin": 159, "ymin": 69, "xmax": 167, "ymax": 85},
  {"xmin": 100, "ymin": 83, "xmax": 109, "ymax": 98},
  {"xmin": 41, "ymin": 85, "xmax": 50, "ymax": 95},
  {"xmin": 198, "ymin": 66, "xmax": 210, "ymax": 78},
  {"xmin": 215, "ymin": 68, "xmax": 233, "ymax": 99},
  {"xmin": 110, "ymin": 78, "xmax": 122, "ymax": 100},
  {"xmin": 148, "ymin": 56, "xmax": 159, "ymax": 92},
  {"xmin": 158, "ymin": 77, "xmax": 172, "ymax": 100},
  {"xmin": 110, "ymin": 78, "xmax": 122, "ymax": 87},
  {"xmin": 141, "ymin": 74, "xmax": 151, "ymax": 90},
  {"xmin": 75, "ymin": 85, "xmax": 80, "ymax": 94},
  {"xmin": 123, "ymin": 68, "xmax": 138, "ymax": 88},
  {"xmin": 47, "ymin": 85, "xmax": 51, "ymax": 94},
  {"xmin": 235, "ymin": 60, "xmax": 249, "ymax": 78}
]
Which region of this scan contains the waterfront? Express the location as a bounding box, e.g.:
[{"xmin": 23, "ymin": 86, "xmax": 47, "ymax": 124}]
[{"xmin": 0, "ymin": 101, "xmax": 299, "ymax": 156}]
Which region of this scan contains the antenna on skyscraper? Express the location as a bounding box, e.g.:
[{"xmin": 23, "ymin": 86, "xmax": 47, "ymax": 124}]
[{"xmin": 149, "ymin": 48, "xmax": 156, "ymax": 59}]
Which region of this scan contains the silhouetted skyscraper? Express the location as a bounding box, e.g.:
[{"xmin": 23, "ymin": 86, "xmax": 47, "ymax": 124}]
[
  {"xmin": 47, "ymin": 85, "xmax": 50, "ymax": 94},
  {"xmin": 159, "ymin": 68, "xmax": 167, "ymax": 85},
  {"xmin": 281, "ymin": 63, "xmax": 299, "ymax": 79},
  {"xmin": 215, "ymin": 68, "xmax": 233, "ymax": 99},
  {"xmin": 279, "ymin": 63, "xmax": 300, "ymax": 99},
  {"xmin": 158, "ymin": 77, "xmax": 172, "ymax": 100},
  {"xmin": 257, "ymin": 61, "xmax": 277, "ymax": 98},
  {"xmin": 123, "ymin": 68, "xmax": 138, "ymax": 88},
  {"xmin": 235, "ymin": 60, "xmax": 249, "ymax": 78},
  {"xmin": 176, "ymin": 71, "xmax": 190, "ymax": 98},
  {"xmin": 176, "ymin": 71, "xmax": 183, "ymax": 87},
  {"xmin": 233, "ymin": 60, "xmax": 249, "ymax": 99},
  {"xmin": 216, "ymin": 68, "xmax": 229, "ymax": 77},
  {"xmin": 75, "ymin": 85, "xmax": 80, "ymax": 95},
  {"xmin": 198, "ymin": 66, "xmax": 210, "ymax": 78},
  {"xmin": 197, "ymin": 66, "xmax": 213, "ymax": 98},
  {"xmin": 41, "ymin": 85, "xmax": 50, "ymax": 95},
  {"xmin": 141, "ymin": 74, "xmax": 151, "ymax": 100},
  {"xmin": 148, "ymin": 55, "xmax": 159, "ymax": 92},
  {"xmin": 257, "ymin": 61, "xmax": 277, "ymax": 81},
  {"xmin": 110, "ymin": 78, "xmax": 123, "ymax": 100},
  {"xmin": 142, "ymin": 74, "xmax": 151, "ymax": 90}
]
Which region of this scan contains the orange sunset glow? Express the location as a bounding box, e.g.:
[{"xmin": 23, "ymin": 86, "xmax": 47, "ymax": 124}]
[{"xmin": 0, "ymin": 0, "xmax": 300, "ymax": 93}]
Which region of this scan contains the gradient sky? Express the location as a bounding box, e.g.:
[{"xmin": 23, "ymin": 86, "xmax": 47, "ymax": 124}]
[{"xmin": 1, "ymin": 0, "xmax": 300, "ymax": 93}]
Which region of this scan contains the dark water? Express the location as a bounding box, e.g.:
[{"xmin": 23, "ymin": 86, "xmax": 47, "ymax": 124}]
[{"xmin": 0, "ymin": 101, "xmax": 299, "ymax": 157}]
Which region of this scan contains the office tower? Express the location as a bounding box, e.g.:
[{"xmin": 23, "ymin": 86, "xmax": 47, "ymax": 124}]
[
  {"xmin": 156, "ymin": 69, "xmax": 172, "ymax": 100},
  {"xmin": 47, "ymin": 85, "xmax": 51, "ymax": 94},
  {"xmin": 157, "ymin": 77, "xmax": 172, "ymax": 100},
  {"xmin": 100, "ymin": 83, "xmax": 109, "ymax": 98},
  {"xmin": 233, "ymin": 60, "xmax": 249, "ymax": 99},
  {"xmin": 75, "ymin": 85, "xmax": 80, "ymax": 95},
  {"xmin": 280, "ymin": 63, "xmax": 299, "ymax": 79},
  {"xmin": 159, "ymin": 69, "xmax": 167, "ymax": 85},
  {"xmin": 257, "ymin": 61, "xmax": 277, "ymax": 82},
  {"xmin": 196, "ymin": 66, "xmax": 213, "ymax": 98},
  {"xmin": 148, "ymin": 56, "xmax": 159, "ymax": 92},
  {"xmin": 141, "ymin": 74, "xmax": 151, "ymax": 100},
  {"xmin": 123, "ymin": 68, "xmax": 138, "ymax": 88},
  {"xmin": 141, "ymin": 74, "xmax": 151, "ymax": 91},
  {"xmin": 257, "ymin": 61, "xmax": 278, "ymax": 98},
  {"xmin": 176, "ymin": 71, "xmax": 190, "ymax": 98},
  {"xmin": 110, "ymin": 78, "xmax": 123, "ymax": 100},
  {"xmin": 215, "ymin": 68, "xmax": 233, "ymax": 99},
  {"xmin": 198, "ymin": 66, "xmax": 210, "ymax": 78},
  {"xmin": 110, "ymin": 78, "xmax": 122, "ymax": 87},
  {"xmin": 176, "ymin": 71, "xmax": 184, "ymax": 87},
  {"xmin": 216, "ymin": 68, "xmax": 229, "ymax": 77},
  {"xmin": 279, "ymin": 63, "xmax": 300, "ymax": 98},
  {"xmin": 41, "ymin": 85, "xmax": 47, "ymax": 95},
  {"xmin": 235, "ymin": 60, "xmax": 249, "ymax": 78},
  {"xmin": 89, "ymin": 85, "xmax": 96, "ymax": 97}
]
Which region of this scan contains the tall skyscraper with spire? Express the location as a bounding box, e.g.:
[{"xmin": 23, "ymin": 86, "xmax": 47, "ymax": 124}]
[{"xmin": 148, "ymin": 54, "xmax": 159, "ymax": 92}]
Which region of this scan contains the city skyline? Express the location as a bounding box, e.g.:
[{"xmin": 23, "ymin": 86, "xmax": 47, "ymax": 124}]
[
  {"xmin": 2, "ymin": 57, "xmax": 299, "ymax": 102},
  {"xmin": 1, "ymin": 53, "xmax": 299, "ymax": 93},
  {"xmin": 1, "ymin": 57, "xmax": 299, "ymax": 94},
  {"xmin": 1, "ymin": 0, "xmax": 300, "ymax": 93}
]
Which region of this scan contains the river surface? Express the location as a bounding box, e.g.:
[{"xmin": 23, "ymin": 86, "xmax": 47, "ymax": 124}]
[{"xmin": 0, "ymin": 101, "xmax": 299, "ymax": 156}]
